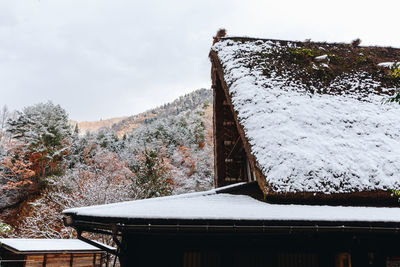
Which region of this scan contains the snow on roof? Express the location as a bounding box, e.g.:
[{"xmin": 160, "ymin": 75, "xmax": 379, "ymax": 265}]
[
  {"xmin": 378, "ymin": 62, "xmax": 400, "ymax": 68},
  {"xmin": 0, "ymin": 239, "xmax": 106, "ymax": 253},
  {"xmin": 64, "ymin": 189, "xmax": 400, "ymax": 223},
  {"xmin": 211, "ymin": 38, "xmax": 400, "ymax": 194}
]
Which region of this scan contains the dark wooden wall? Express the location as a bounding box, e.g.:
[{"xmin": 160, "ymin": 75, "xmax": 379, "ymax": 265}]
[
  {"xmin": 120, "ymin": 231, "xmax": 400, "ymax": 267},
  {"xmin": 0, "ymin": 248, "xmax": 25, "ymax": 267}
]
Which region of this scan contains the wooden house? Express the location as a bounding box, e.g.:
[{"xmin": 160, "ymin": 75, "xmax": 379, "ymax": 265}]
[
  {"xmin": 0, "ymin": 239, "xmax": 109, "ymax": 267},
  {"xmin": 63, "ymin": 34, "xmax": 400, "ymax": 267}
]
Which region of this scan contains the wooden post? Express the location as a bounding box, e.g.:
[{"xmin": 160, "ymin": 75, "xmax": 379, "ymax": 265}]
[
  {"xmin": 104, "ymin": 253, "xmax": 109, "ymax": 267},
  {"xmin": 42, "ymin": 254, "xmax": 47, "ymax": 267}
]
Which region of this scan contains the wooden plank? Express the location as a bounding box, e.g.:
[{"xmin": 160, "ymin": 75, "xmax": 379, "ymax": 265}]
[
  {"xmin": 94, "ymin": 253, "xmax": 101, "ymax": 267},
  {"xmin": 224, "ymin": 140, "xmax": 234, "ymax": 146},
  {"xmin": 73, "ymin": 253, "xmax": 96, "ymax": 267},
  {"xmin": 183, "ymin": 251, "xmax": 202, "ymax": 267},
  {"xmin": 336, "ymin": 253, "xmax": 352, "ymax": 267},
  {"xmin": 45, "ymin": 254, "xmax": 71, "ymax": 267},
  {"xmin": 277, "ymin": 253, "xmax": 318, "ymax": 267},
  {"xmin": 25, "ymin": 255, "xmax": 44, "ymax": 267},
  {"xmin": 223, "ymin": 121, "xmax": 235, "ymax": 126}
]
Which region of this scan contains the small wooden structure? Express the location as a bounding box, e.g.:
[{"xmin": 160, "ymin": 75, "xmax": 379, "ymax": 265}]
[{"xmin": 0, "ymin": 239, "xmax": 109, "ymax": 267}]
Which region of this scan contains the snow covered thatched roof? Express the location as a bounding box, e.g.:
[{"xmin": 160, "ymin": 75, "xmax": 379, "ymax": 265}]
[{"xmin": 210, "ymin": 37, "xmax": 400, "ymax": 197}]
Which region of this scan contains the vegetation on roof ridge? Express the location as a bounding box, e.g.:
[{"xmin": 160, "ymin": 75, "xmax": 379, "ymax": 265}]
[
  {"xmin": 221, "ymin": 36, "xmax": 400, "ymax": 50},
  {"xmin": 220, "ymin": 38, "xmax": 400, "ymax": 97}
]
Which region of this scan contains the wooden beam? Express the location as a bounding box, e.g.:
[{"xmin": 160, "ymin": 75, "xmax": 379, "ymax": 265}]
[
  {"xmin": 224, "ymin": 140, "xmax": 234, "ymax": 146},
  {"xmin": 225, "ymin": 159, "xmax": 243, "ymax": 164},
  {"xmin": 226, "ymin": 136, "xmax": 241, "ymax": 159},
  {"xmin": 77, "ymin": 235, "xmax": 118, "ymax": 256},
  {"xmin": 224, "ymin": 177, "xmax": 239, "ymax": 182},
  {"xmin": 223, "ymin": 121, "xmax": 235, "ymax": 126}
]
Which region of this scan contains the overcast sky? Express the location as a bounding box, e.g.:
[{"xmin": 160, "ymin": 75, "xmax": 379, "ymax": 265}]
[{"xmin": 0, "ymin": 0, "xmax": 399, "ymax": 121}]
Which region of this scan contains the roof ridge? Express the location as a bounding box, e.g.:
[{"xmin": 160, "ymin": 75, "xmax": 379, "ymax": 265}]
[{"xmin": 220, "ymin": 36, "xmax": 400, "ymax": 50}]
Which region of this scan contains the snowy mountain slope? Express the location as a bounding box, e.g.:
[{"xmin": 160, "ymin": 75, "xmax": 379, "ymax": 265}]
[{"xmin": 70, "ymin": 89, "xmax": 212, "ymax": 137}]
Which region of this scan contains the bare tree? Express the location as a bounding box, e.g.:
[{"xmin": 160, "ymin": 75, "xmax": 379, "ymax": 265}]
[{"xmin": 0, "ymin": 105, "xmax": 9, "ymax": 143}]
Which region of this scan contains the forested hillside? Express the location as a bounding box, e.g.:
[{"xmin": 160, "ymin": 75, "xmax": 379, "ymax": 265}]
[
  {"xmin": 69, "ymin": 116, "xmax": 128, "ymax": 135},
  {"xmin": 0, "ymin": 88, "xmax": 213, "ymax": 238},
  {"xmin": 71, "ymin": 88, "xmax": 212, "ymax": 137}
]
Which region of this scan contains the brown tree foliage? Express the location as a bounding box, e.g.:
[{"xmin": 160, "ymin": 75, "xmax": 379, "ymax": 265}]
[{"xmin": 1, "ymin": 147, "xmax": 35, "ymax": 190}]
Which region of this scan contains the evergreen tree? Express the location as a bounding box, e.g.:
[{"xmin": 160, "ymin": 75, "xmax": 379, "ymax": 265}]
[
  {"xmin": 131, "ymin": 149, "xmax": 173, "ymax": 198},
  {"xmin": 7, "ymin": 102, "xmax": 71, "ymax": 178}
]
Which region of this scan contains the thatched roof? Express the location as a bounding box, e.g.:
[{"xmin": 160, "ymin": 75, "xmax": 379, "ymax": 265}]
[{"xmin": 210, "ymin": 37, "xmax": 400, "ymax": 195}]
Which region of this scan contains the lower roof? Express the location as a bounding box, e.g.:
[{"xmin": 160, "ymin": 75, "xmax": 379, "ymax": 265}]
[
  {"xmin": 63, "ymin": 184, "xmax": 400, "ymax": 225},
  {"xmin": 0, "ymin": 239, "xmax": 107, "ymax": 254}
]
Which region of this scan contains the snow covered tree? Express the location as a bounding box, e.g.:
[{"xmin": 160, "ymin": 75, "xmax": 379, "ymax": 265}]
[
  {"xmin": 14, "ymin": 149, "xmax": 135, "ymax": 238},
  {"xmin": 119, "ymin": 105, "xmax": 214, "ymax": 194},
  {"xmin": 95, "ymin": 128, "xmax": 121, "ymax": 152},
  {"xmin": 3, "ymin": 90, "xmax": 214, "ymax": 258},
  {"xmin": 130, "ymin": 149, "xmax": 173, "ymax": 198},
  {"xmin": 7, "ymin": 102, "xmax": 71, "ymax": 178},
  {"xmin": 0, "ymin": 105, "xmax": 10, "ymax": 141},
  {"xmin": 0, "ymin": 106, "xmax": 14, "ymax": 154},
  {"xmin": 73, "ymin": 124, "xmax": 79, "ymax": 135}
]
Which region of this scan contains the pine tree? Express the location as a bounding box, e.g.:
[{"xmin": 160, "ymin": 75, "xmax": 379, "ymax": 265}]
[
  {"xmin": 131, "ymin": 149, "xmax": 173, "ymax": 198},
  {"xmin": 7, "ymin": 102, "xmax": 72, "ymax": 178}
]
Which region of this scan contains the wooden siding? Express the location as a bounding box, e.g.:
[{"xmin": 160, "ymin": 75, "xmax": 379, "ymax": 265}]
[
  {"xmin": 25, "ymin": 255, "xmax": 45, "ymax": 267},
  {"xmin": 212, "ymin": 61, "xmax": 254, "ymax": 187},
  {"xmin": 72, "ymin": 253, "xmax": 96, "ymax": 267},
  {"xmin": 184, "ymin": 251, "xmax": 220, "ymax": 267},
  {"xmin": 46, "ymin": 254, "xmax": 70, "ymax": 267},
  {"xmin": 183, "ymin": 251, "xmax": 318, "ymax": 267},
  {"xmin": 210, "ymin": 50, "xmax": 268, "ymax": 194}
]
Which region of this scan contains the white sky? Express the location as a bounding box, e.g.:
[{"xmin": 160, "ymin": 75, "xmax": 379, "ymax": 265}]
[{"xmin": 0, "ymin": 0, "xmax": 399, "ymax": 121}]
